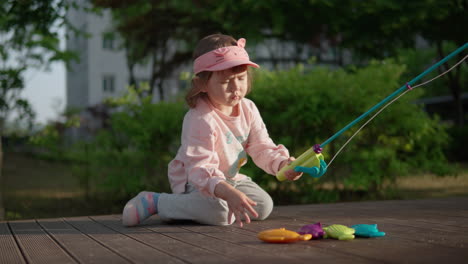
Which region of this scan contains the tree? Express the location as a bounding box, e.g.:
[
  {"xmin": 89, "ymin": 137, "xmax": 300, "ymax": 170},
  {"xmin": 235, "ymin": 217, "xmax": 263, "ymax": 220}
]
[
  {"xmin": 93, "ymin": 0, "xmax": 224, "ymax": 101},
  {"xmin": 93, "ymin": 1, "xmax": 466, "ymax": 122},
  {"xmin": 93, "ymin": 0, "xmax": 345, "ymax": 99},
  {"xmin": 221, "ymin": 0, "xmax": 468, "ymax": 125},
  {"xmin": 0, "ymin": 0, "xmax": 78, "ymax": 220},
  {"xmin": 330, "ymin": 0, "xmax": 467, "ymax": 126}
]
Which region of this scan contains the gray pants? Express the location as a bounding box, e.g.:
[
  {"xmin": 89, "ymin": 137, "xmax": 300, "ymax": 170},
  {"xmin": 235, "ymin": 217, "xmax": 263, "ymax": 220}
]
[{"xmin": 158, "ymin": 177, "xmax": 273, "ymax": 225}]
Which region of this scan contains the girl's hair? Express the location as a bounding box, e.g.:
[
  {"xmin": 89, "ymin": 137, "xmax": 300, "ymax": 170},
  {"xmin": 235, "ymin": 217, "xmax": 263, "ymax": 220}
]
[{"xmin": 185, "ymin": 34, "xmax": 253, "ymax": 108}]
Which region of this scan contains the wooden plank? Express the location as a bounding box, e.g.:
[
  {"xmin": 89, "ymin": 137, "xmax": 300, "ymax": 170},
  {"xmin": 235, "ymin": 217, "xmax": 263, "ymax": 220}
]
[
  {"xmin": 371, "ymin": 221, "xmax": 467, "ymax": 248},
  {"xmin": 273, "ymin": 197, "xmax": 468, "ymax": 216},
  {"xmin": 238, "ymin": 218, "xmax": 468, "ymax": 263},
  {"xmin": 297, "ymin": 200, "xmax": 468, "ymax": 249},
  {"xmin": 37, "ymin": 218, "xmax": 129, "ymax": 263},
  {"xmin": 93, "ymin": 215, "xmax": 242, "ymax": 264},
  {"xmin": 0, "ymin": 222, "xmax": 25, "ymax": 264},
  {"xmin": 109, "ymin": 214, "xmax": 374, "ymax": 263},
  {"xmin": 267, "ymin": 213, "xmax": 468, "ymax": 249},
  {"xmin": 146, "ymin": 223, "xmax": 301, "ymax": 264},
  {"xmin": 277, "ymin": 207, "xmax": 468, "ymax": 233},
  {"xmin": 226, "ymin": 219, "xmax": 389, "ymax": 263},
  {"xmin": 9, "ymin": 220, "xmax": 76, "ymax": 264},
  {"xmin": 330, "ymin": 198, "xmax": 468, "ymax": 223},
  {"xmin": 317, "ymin": 208, "xmax": 468, "ymax": 239},
  {"xmin": 177, "ymin": 222, "xmax": 375, "ymax": 264},
  {"xmin": 271, "ymin": 200, "xmax": 468, "ymax": 231},
  {"xmin": 238, "ymin": 207, "xmax": 468, "ymax": 263},
  {"xmin": 63, "ymin": 216, "xmax": 184, "ymax": 264},
  {"xmin": 1, "ymin": 197, "xmax": 467, "ymax": 264},
  {"xmin": 270, "ymin": 204, "xmax": 468, "ymax": 248}
]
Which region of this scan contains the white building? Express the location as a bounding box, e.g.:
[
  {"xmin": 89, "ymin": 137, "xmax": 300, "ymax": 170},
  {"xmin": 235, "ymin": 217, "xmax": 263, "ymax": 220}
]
[
  {"xmin": 67, "ymin": 6, "xmax": 123, "ymax": 110},
  {"xmin": 66, "ymin": 5, "xmax": 182, "ymax": 111}
]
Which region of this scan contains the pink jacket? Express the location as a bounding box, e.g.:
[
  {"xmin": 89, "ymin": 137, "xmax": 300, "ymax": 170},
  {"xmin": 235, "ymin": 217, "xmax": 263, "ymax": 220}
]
[{"xmin": 168, "ymin": 97, "xmax": 289, "ymax": 197}]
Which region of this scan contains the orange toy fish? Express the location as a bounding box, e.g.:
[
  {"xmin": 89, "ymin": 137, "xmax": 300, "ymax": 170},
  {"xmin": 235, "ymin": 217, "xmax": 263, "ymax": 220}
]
[{"xmin": 258, "ymin": 228, "xmax": 312, "ymax": 243}]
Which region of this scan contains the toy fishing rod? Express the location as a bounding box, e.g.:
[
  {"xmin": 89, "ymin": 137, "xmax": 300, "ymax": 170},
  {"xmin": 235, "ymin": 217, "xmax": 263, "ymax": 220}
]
[{"xmin": 276, "ymin": 42, "xmax": 468, "ymax": 181}]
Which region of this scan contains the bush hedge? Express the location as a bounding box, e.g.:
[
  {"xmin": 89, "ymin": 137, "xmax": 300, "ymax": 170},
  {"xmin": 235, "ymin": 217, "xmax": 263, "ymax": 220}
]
[{"xmin": 38, "ymin": 60, "xmax": 452, "ymax": 204}]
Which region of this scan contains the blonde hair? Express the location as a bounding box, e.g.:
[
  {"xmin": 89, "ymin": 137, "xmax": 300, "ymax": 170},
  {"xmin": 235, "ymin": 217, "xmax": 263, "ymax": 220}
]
[{"xmin": 186, "ymin": 34, "xmax": 253, "ymax": 108}]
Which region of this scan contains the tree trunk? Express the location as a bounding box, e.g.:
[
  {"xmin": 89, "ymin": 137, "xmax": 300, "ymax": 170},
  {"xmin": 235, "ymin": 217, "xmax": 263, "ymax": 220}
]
[
  {"xmin": 157, "ymin": 44, "xmax": 168, "ymax": 102},
  {"xmin": 127, "ymin": 62, "xmax": 136, "ymax": 88},
  {"xmin": 125, "ymin": 42, "xmax": 137, "ymax": 89},
  {"xmin": 0, "ymin": 131, "xmax": 4, "ymax": 220},
  {"xmin": 156, "ymin": 78, "xmax": 164, "ymax": 102},
  {"xmin": 436, "ymin": 41, "xmax": 465, "ymax": 126},
  {"xmin": 148, "ymin": 51, "xmax": 161, "ymax": 100},
  {"xmin": 149, "ymin": 49, "xmax": 167, "ymax": 102},
  {"xmin": 450, "ymin": 80, "xmax": 464, "ymax": 126}
]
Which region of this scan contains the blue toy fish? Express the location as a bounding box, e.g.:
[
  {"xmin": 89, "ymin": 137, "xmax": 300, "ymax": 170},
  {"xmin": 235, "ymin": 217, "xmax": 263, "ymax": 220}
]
[{"xmin": 351, "ymin": 224, "xmax": 385, "ymax": 238}]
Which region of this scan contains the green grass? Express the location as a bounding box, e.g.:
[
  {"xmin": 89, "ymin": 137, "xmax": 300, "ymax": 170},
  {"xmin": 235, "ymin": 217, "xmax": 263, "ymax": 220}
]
[
  {"xmin": 395, "ymin": 169, "xmax": 468, "ymax": 199},
  {"xmin": 2, "ymin": 152, "xmax": 124, "ymax": 220},
  {"xmin": 3, "ymin": 152, "xmax": 81, "ymax": 197},
  {"xmin": 1, "ymin": 152, "xmax": 467, "ymax": 220}
]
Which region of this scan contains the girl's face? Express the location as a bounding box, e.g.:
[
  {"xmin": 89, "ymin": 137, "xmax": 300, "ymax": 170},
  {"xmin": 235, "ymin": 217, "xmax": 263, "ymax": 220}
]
[{"xmin": 203, "ymin": 68, "xmax": 248, "ymax": 115}]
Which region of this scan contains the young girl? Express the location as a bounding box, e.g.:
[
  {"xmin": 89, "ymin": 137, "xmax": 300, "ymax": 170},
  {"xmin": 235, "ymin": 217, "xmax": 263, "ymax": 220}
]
[{"xmin": 122, "ymin": 34, "xmax": 302, "ymax": 228}]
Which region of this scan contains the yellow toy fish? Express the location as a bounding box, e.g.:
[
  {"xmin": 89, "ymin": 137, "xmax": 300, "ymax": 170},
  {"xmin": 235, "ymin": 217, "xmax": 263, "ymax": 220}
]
[{"xmin": 258, "ymin": 228, "xmax": 312, "ymax": 243}]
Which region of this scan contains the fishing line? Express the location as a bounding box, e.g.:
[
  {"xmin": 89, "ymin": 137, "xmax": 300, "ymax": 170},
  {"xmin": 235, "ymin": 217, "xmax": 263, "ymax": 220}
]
[{"xmin": 327, "ymin": 54, "xmax": 468, "ymax": 167}]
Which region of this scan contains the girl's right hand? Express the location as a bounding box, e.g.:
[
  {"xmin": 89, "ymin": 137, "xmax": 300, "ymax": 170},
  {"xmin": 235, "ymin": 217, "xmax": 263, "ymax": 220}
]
[
  {"xmin": 280, "ymin": 157, "xmax": 303, "ymax": 181},
  {"xmin": 214, "ymin": 181, "xmax": 259, "ymax": 227}
]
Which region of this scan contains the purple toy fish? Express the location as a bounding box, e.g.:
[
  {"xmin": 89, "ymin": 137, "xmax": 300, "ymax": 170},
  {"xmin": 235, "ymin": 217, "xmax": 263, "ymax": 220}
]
[{"xmin": 297, "ymin": 222, "xmax": 325, "ymax": 239}]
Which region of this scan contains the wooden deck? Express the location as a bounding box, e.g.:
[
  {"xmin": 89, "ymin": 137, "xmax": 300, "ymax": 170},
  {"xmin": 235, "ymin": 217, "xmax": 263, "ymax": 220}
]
[{"xmin": 1, "ymin": 196, "xmax": 467, "ymax": 263}]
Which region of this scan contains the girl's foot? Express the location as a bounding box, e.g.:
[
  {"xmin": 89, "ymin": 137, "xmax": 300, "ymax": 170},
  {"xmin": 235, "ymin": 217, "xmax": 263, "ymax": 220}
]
[{"xmin": 122, "ymin": 191, "xmax": 160, "ymax": 226}]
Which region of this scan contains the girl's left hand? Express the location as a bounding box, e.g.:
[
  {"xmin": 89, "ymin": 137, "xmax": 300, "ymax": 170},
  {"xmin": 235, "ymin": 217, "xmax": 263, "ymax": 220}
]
[{"xmin": 280, "ymin": 157, "xmax": 303, "ymax": 181}]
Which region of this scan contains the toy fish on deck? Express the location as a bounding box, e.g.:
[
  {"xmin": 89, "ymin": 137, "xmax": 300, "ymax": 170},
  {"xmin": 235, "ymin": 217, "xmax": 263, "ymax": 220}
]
[
  {"xmin": 323, "ymin": 224, "xmax": 355, "ymax": 240},
  {"xmin": 297, "ymin": 222, "xmax": 325, "ymax": 239},
  {"xmin": 258, "ymin": 228, "xmax": 312, "ymax": 243},
  {"xmin": 351, "ymin": 224, "xmax": 386, "ymax": 238}
]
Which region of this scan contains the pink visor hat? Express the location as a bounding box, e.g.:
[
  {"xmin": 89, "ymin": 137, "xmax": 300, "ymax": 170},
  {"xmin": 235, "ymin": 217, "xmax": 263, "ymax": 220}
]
[{"xmin": 193, "ymin": 38, "xmax": 259, "ymax": 75}]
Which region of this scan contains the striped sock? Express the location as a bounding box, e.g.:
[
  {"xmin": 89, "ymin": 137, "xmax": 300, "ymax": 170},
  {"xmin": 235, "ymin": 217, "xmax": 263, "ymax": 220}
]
[{"xmin": 122, "ymin": 191, "xmax": 160, "ymax": 226}]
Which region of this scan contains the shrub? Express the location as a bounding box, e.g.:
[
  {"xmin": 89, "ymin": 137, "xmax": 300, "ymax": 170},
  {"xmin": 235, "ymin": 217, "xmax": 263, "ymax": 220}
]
[
  {"xmin": 246, "ymin": 60, "xmax": 451, "ymax": 203},
  {"xmin": 70, "ymin": 85, "xmax": 186, "ymax": 199},
  {"xmin": 31, "ymin": 61, "xmax": 452, "ymax": 205}
]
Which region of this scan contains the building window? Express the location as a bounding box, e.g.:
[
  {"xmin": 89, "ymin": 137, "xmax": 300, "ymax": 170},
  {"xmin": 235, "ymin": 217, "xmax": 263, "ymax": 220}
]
[
  {"xmin": 102, "ymin": 75, "xmax": 115, "ymax": 93},
  {"xmin": 102, "ymin": 34, "xmax": 115, "ymax": 50}
]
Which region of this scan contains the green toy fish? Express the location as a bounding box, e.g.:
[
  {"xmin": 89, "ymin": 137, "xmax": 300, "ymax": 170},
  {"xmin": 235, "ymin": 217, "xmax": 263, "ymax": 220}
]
[{"xmin": 323, "ymin": 224, "xmax": 355, "ymax": 240}]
